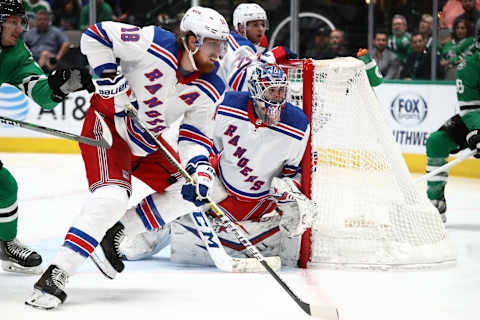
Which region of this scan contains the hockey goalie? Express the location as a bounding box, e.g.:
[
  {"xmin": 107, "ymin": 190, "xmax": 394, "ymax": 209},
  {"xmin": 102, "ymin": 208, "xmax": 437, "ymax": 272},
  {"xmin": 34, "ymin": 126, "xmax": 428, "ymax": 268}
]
[{"xmin": 119, "ymin": 62, "xmax": 314, "ymax": 268}]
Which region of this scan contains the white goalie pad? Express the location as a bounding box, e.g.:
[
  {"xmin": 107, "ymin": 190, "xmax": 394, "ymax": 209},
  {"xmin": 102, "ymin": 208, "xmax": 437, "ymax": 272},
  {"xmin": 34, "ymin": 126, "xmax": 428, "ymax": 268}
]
[
  {"xmin": 119, "ymin": 225, "xmax": 171, "ymax": 261},
  {"xmin": 270, "ymin": 177, "xmax": 319, "ymax": 238},
  {"xmin": 171, "ymin": 213, "xmax": 301, "ymax": 267}
]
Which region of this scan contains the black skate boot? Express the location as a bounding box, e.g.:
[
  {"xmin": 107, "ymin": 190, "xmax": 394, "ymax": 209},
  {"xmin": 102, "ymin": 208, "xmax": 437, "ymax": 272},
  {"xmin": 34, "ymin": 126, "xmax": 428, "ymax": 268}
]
[
  {"xmin": 430, "ymin": 196, "xmax": 447, "ymax": 223},
  {"xmin": 90, "ymin": 222, "xmax": 125, "ymax": 279},
  {"xmin": 25, "ymin": 264, "xmax": 68, "ymax": 310},
  {"xmin": 0, "ymin": 238, "xmax": 43, "ymax": 274}
]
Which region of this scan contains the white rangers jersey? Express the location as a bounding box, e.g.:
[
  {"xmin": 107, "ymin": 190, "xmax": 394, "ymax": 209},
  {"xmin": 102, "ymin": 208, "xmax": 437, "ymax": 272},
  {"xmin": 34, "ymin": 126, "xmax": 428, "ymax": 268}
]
[
  {"xmin": 81, "ymin": 22, "xmax": 225, "ymax": 166},
  {"xmin": 219, "ymin": 31, "xmax": 260, "ymax": 92},
  {"xmin": 214, "ymin": 91, "xmax": 310, "ymax": 201}
]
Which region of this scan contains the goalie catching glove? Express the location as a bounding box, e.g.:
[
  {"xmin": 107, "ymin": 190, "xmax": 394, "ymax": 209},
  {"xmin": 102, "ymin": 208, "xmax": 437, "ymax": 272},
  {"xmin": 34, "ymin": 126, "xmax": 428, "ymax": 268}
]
[
  {"xmin": 181, "ymin": 156, "xmax": 215, "ymax": 207},
  {"xmin": 270, "ymin": 177, "xmax": 318, "ymax": 238},
  {"xmin": 48, "ymin": 67, "xmax": 95, "ymax": 102}
]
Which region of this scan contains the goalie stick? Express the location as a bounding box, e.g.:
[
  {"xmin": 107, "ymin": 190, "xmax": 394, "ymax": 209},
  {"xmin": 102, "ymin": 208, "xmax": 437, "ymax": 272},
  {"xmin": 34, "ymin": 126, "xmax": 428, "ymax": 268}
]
[
  {"xmin": 190, "ymin": 210, "xmax": 282, "ymax": 273},
  {"xmin": 0, "ymin": 111, "xmax": 112, "ymax": 149},
  {"xmin": 415, "ymin": 149, "xmax": 476, "ymax": 184},
  {"xmin": 125, "ymin": 104, "xmax": 339, "ymax": 319}
]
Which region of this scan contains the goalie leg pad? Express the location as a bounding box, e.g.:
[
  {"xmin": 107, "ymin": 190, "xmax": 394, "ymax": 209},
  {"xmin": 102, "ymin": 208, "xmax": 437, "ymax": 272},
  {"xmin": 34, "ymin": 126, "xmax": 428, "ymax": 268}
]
[
  {"xmin": 119, "ymin": 226, "xmax": 171, "ymax": 260},
  {"xmin": 170, "ymin": 213, "xmax": 301, "ymax": 267}
]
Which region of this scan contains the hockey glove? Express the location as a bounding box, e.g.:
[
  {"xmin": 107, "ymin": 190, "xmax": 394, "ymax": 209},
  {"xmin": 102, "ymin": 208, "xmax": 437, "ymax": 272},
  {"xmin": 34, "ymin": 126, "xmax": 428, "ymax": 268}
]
[
  {"xmin": 93, "ymin": 73, "xmax": 129, "ymax": 99},
  {"xmin": 181, "ymin": 156, "xmax": 215, "ymax": 207},
  {"xmin": 48, "ymin": 67, "xmax": 95, "ymax": 102},
  {"xmin": 260, "ymin": 46, "xmax": 297, "ymax": 65},
  {"xmin": 466, "ymin": 130, "xmax": 480, "ymax": 158}
]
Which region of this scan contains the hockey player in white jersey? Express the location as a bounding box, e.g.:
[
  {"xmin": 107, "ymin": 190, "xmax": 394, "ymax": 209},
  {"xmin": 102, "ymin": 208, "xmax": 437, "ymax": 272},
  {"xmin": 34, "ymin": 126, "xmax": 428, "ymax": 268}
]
[
  {"xmin": 25, "ymin": 6, "xmax": 228, "ymax": 310},
  {"xmin": 220, "ymin": 3, "xmax": 297, "ymax": 92},
  {"xmin": 112, "ymin": 63, "xmax": 311, "ymax": 267}
]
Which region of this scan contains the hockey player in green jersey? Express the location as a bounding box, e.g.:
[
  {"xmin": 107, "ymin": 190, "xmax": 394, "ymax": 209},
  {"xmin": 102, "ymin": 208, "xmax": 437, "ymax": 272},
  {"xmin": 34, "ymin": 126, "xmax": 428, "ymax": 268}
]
[
  {"xmin": 425, "ymin": 20, "xmax": 480, "ymax": 223},
  {"xmin": 0, "ymin": 0, "xmax": 93, "ymax": 274}
]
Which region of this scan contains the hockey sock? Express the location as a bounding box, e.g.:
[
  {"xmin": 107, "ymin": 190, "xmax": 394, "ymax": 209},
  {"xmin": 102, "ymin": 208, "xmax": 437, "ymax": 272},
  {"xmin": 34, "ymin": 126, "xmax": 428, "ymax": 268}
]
[
  {"xmin": 0, "ymin": 166, "xmax": 19, "ymax": 241},
  {"xmin": 54, "ymin": 186, "xmax": 128, "ymax": 275},
  {"xmin": 426, "ymin": 157, "xmax": 448, "ymax": 200}
]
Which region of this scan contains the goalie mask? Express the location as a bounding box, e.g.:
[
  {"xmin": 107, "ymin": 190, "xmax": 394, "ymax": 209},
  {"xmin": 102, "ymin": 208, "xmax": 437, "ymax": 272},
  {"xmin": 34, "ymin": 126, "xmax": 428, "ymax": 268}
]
[
  {"xmin": 180, "ymin": 6, "xmax": 229, "ymax": 70},
  {"xmin": 248, "ymin": 63, "xmax": 288, "ymax": 126}
]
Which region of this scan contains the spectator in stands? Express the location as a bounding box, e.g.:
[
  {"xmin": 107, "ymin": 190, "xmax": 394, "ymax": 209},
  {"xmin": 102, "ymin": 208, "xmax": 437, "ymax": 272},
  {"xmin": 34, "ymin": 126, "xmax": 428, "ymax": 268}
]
[
  {"xmin": 53, "ymin": 0, "xmax": 81, "ymax": 30},
  {"xmin": 453, "ymin": 0, "xmax": 480, "ymax": 31},
  {"xmin": 105, "ymin": 0, "xmax": 132, "ymax": 23},
  {"xmin": 23, "ymin": 11, "xmax": 70, "ymax": 72},
  {"xmin": 23, "ymin": 0, "xmax": 52, "ymax": 27},
  {"xmin": 440, "ymin": 17, "xmax": 475, "ymax": 80},
  {"xmin": 388, "ymin": 14, "xmax": 412, "ymax": 67},
  {"xmin": 79, "ymin": 0, "xmax": 113, "ymax": 30},
  {"xmin": 304, "ymin": 27, "xmax": 334, "ymax": 59},
  {"xmin": 419, "ymin": 14, "xmax": 434, "ymax": 48},
  {"xmin": 401, "ymin": 32, "xmax": 442, "ymax": 80},
  {"xmin": 330, "ymin": 29, "xmax": 350, "ymax": 57},
  {"xmin": 371, "ymin": 29, "xmax": 401, "ymax": 79}
]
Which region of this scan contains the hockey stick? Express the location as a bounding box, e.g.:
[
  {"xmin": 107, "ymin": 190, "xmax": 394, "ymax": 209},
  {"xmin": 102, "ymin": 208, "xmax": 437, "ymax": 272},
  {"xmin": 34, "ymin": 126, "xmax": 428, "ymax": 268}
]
[
  {"xmin": 190, "ymin": 210, "xmax": 282, "ymax": 273},
  {"xmin": 126, "ymin": 105, "xmax": 339, "ymax": 319},
  {"xmin": 414, "ymin": 149, "xmax": 476, "ymax": 184},
  {"xmin": 0, "ymin": 111, "xmax": 112, "ymax": 148}
]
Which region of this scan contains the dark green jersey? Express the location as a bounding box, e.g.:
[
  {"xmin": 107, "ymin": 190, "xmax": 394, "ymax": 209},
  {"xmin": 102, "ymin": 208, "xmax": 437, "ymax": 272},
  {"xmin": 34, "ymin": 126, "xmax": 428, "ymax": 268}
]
[
  {"xmin": 441, "ymin": 37, "xmax": 475, "ymax": 64},
  {"xmin": 455, "ymin": 51, "xmax": 480, "ymax": 112},
  {"xmin": 0, "ymin": 38, "xmax": 57, "ymax": 109},
  {"xmin": 387, "ymin": 33, "xmax": 412, "ymax": 65}
]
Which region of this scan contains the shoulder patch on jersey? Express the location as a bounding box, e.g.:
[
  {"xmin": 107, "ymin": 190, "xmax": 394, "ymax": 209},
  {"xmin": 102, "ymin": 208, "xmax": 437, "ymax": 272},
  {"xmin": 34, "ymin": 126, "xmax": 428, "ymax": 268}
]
[
  {"xmin": 152, "ymin": 27, "xmax": 179, "ymax": 57},
  {"xmin": 189, "ymin": 66, "xmax": 226, "ymax": 103},
  {"xmin": 221, "ymin": 91, "xmax": 249, "ymax": 112},
  {"xmin": 279, "ymin": 103, "xmax": 309, "ymax": 132},
  {"xmin": 228, "ymin": 31, "xmax": 257, "ymax": 53},
  {"xmin": 216, "ymin": 92, "xmax": 250, "ymax": 122}
]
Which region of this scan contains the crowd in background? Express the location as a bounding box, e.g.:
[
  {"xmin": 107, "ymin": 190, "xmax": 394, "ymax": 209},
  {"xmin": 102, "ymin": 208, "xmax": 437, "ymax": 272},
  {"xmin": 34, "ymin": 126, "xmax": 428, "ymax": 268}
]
[
  {"xmin": 306, "ymin": 0, "xmax": 480, "ymax": 81},
  {"xmin": 18, "ymin": 0, "xmax": 480, "ymax": 81}
]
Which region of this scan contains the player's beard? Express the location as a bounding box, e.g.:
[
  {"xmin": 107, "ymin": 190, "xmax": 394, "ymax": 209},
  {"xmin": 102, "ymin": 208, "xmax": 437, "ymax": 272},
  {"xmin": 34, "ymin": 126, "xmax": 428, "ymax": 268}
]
[{"xmin": 193, "ymin": 52, "xmax": 216, "ymax": 73}]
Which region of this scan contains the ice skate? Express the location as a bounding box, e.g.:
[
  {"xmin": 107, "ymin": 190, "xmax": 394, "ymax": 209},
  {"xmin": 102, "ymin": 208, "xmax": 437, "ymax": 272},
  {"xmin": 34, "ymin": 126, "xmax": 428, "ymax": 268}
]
[
  {"xmin": 91, "ymin": 222, "xmax": 125, "ymax": 279},
  {"xmin": 431, "ymin": 197, "xmax": 447, "ymax": 223},
  {"xmin": 25, "ymin": 264, "xmax": 68, "ymax": 310},
  {"xmin": 0, "ymin": 238, "xmax": 42, "ymax": 274}
]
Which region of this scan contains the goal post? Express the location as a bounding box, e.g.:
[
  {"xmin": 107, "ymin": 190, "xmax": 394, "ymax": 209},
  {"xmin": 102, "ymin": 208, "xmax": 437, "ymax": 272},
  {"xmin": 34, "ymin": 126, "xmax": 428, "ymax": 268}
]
[{"xmin": 283, "ymin": 58, "xmax": 457, "ymax": 270}]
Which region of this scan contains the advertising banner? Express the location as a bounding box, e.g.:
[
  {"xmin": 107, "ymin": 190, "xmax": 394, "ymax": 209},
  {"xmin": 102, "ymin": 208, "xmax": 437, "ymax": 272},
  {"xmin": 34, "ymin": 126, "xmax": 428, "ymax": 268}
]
[
  {"xmin": 374, "ymin": 81, "xmax": 458, "ymax": 154},
  {"xmin": 1, "ymin": 81, "xmax": 459, "ymax": 154},
  {"xmin": 0, "ymin": 84, "xmax": 90, "ymax": 138}
]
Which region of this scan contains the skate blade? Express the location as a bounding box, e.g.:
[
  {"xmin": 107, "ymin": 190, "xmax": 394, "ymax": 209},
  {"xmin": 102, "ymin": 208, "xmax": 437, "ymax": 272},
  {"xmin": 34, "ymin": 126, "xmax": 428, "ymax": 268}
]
[
  {"xmin": 90, "ymin": 251, "xmax": 117, "ymax": 279},
  {"xmin": 1, "ymin": 261, "xmax": 43, "ymax": 275},
  {"xmin": 25, "ymin": 289, "xmax": 62, "ymax": 310}
]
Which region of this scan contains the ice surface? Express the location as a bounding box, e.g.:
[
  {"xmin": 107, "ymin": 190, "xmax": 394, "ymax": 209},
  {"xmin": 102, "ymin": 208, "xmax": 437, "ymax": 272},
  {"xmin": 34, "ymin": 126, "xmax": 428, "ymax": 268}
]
[{"xmin": 1, "ymin": 153, "xmax": 479, "ymax": 320}]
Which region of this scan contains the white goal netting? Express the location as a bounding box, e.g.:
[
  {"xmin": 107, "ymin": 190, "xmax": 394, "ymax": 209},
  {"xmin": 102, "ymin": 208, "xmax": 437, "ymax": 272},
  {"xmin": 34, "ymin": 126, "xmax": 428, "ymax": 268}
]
[{"xmin": 284, "ymin": 57, "xmax": 456, "ymax": 270}]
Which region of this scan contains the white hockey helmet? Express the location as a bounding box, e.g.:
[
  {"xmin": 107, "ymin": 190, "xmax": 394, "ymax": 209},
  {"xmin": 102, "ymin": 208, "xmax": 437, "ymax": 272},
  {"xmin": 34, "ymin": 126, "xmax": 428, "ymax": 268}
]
[
  {"xmin": 180, "ymin": 7, "xmax": 229, "ymax": 70},
  {"xmin": 180, "ymin": 6, "xmax": 229, "ymax": 44},
  {"xmin": 233, "ymin": 3, "xmax": 268, "ymax": 32}
]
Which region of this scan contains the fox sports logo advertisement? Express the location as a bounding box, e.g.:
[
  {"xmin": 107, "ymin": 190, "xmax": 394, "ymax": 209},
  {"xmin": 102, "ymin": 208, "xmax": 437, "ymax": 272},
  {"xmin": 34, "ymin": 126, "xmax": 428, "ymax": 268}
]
[{"xmin": 390, "ymin": 92, "xmax": 428, "ymax": 127}]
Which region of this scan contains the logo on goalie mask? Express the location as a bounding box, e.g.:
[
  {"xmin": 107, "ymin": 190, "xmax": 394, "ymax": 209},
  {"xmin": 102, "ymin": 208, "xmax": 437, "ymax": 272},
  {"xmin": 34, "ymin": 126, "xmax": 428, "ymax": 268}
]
[
  {"xmin": 247, "ymin": 63, "xmax": 288, "ymax": 126},
  {"xmin": 390, "ymin": 92, "xmax": 428, "ymax": 126}
]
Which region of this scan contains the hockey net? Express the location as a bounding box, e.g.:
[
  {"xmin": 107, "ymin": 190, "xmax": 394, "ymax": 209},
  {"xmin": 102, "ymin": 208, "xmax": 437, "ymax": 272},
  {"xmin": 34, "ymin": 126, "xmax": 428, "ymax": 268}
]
[{"xmin": 283, "ymin": 57, "xmax": 456, "ymax": 270}]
